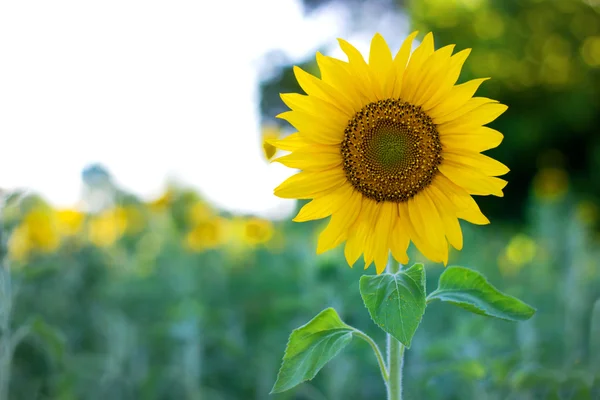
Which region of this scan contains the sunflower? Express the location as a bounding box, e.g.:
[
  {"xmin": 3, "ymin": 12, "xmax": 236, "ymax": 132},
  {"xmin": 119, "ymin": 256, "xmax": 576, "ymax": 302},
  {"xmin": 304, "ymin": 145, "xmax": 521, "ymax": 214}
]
[
  {"xmin": 185, "ymin": 217, "xmax": 229, "ymax": 252},
  {"xmin": 56, "ymin": 209, "xmax": 84, "ymax": 237},
  {"xmin": 239, "ymin": 217, "xmax": 275, "ymax": 246},
  {"xmin": 271, "ymin": 32, "xmax": 508, "ymax": 274},
  {"xmin": 87, "ymin": 208, "xmax": 128, "ymax": 248}
]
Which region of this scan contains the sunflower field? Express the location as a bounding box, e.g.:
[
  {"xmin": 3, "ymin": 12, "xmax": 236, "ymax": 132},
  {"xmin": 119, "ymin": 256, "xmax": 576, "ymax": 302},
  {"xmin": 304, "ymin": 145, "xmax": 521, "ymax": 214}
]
[
  {"xmin": 2, "ymin": 0, "xmax": 600, "ymax": 399},
  {"xmin": 2, "ymin": 175, "xmax": 599, "ymax": 399}
]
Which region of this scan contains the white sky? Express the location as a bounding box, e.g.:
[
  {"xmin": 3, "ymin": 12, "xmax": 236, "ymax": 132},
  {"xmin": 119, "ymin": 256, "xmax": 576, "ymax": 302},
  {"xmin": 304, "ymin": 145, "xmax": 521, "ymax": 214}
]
[{"xmin": 0, "ymin": 0, "xmax": 407, "ymax": 219}]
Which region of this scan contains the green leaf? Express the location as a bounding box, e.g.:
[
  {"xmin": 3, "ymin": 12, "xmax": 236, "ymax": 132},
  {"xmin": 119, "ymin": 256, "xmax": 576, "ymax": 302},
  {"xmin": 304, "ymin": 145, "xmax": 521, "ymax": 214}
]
[
  {"xmin": 428, "ymin": 266, "xmax": 536, "ymax": 321},
  {"xmin": 359, "ymin": 263, "xmax": 426, "ymax": 348},
  {"xmin": 271, "ymin": 308, "xmax": 354, "ymax": 394}
]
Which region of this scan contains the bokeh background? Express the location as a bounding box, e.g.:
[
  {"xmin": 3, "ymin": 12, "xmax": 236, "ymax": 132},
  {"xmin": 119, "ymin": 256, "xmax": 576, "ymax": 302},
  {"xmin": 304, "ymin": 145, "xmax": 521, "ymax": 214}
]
[{"xmin": 1, "ymin": 0, "xmax": 600, "ymax": 399}]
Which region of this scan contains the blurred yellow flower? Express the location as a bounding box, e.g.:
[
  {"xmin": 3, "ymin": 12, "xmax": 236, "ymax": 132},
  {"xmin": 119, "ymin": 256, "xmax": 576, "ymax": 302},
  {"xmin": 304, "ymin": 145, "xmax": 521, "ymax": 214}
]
[
  {"xmin": 56, "ymin": 209, "xmax": 84, "ymax": 237},
  {"xmin": 576, "ymin": 200, "xmax": 598, "ymax": 226},
  {"xmin": 225, "ymin": 217, "xmax": 279, "ymax": 263},
  {"xmin": 240, "ymin": 217, "xmax": 274, "ymax": 246},
  {"xmin": 187, "ymin": 201, "xmax": 215, "ymax": 225},
  {"xmin": 261, "ymin": 125, "xmax": 280, "ymax": 161},
  {"xmin": 87, "ymin": 208, "xmax": 128, "ymax": 247},
  {"xmin": 532, "ymin": 167, "xmax": 569, "ymax": 201},
  {"xmin": 8, "ymin": 225, "xmax": 33, "ymax": 262},
  {"xmin": 581, "ymin": 35, "xmax": 600, "ymax": 67},
  {"xmin": 185, "ymin": 217, "xmax": 229, "ymax": 252},
  {"xmin": 499, "ymin": 234, "xmax": 537, "ymax": 277},
  {"xmin": 24, "ymin": 209, "xmax": 61, "ymax": 251},
  {"xmin": 8, "ymin": 207, "xmax": 61, "ymax": 261},
  {"xmin": 506, "ymin": 234, "xmax": 536, "ymax": 265}
]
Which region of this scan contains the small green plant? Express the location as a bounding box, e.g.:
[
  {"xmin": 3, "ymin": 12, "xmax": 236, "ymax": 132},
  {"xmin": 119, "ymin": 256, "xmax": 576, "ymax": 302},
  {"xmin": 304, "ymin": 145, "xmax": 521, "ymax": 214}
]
[{"xmin": 271, "ymin": 261, "xmax": 534, "ymax": 398}]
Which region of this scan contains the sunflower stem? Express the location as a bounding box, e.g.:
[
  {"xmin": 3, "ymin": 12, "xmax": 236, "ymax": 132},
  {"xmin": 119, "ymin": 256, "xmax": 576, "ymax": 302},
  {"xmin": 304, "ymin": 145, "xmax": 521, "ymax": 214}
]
[{"xmin": 386, "ymin": 256, "xmax": 404, "ymax": 400}]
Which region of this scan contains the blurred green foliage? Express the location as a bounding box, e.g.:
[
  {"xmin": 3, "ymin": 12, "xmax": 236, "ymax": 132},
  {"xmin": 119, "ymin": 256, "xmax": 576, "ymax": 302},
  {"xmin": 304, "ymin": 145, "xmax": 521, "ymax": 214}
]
[{"xmin": 2, "ymin": 173, "xmax": 600, "ymax": 399}]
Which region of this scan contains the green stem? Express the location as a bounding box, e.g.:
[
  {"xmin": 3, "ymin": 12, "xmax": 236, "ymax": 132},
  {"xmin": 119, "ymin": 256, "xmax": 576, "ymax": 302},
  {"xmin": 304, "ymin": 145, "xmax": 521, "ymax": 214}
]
[
  {"xmin": 386, "ymin": 256, "xmax": 404, "ymax": 400},
  {"xmin": 387, "ymin": 335, "xmax": 405, "ymax": 400},
  {"xmin": 353, "ymin": 329, "xmax": 388, "ymax": 382}
]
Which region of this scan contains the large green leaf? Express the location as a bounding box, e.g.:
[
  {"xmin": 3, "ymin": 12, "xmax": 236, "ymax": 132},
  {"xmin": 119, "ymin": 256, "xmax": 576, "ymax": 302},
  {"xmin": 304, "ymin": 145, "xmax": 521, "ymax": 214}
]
[
  {"xmin": 359, "ymin": 263, "xmax": 426, "ymax": 348},
  {"xmin": 271, "ymin": 308, "xmax": 354, "ymax": 394},
  {"xmin": 428, "ymin": 266, "xmax": 535, "ymax": 321}
]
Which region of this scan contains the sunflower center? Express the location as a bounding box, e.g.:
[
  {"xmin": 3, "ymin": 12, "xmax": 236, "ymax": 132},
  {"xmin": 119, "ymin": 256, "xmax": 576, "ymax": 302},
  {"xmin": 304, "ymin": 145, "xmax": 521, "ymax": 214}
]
[{"xmin": 341, "ymin": 99, "xmax": 442, "ymax": 202}]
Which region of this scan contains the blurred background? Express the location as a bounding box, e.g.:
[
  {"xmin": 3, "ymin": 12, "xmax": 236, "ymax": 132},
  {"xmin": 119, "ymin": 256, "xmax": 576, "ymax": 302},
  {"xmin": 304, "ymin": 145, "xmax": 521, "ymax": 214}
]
[{"xmin": 1, "ymin": 0, "xmax": 600, "ymax": 399}]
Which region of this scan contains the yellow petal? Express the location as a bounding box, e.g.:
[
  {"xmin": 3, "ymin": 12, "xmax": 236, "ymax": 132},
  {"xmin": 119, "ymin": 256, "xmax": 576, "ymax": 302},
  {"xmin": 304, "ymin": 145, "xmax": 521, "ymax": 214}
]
[
  {"xmin": 433, "ymin": 97, "xmax": 498, "ymax": 125},
  {"xmin": 372, "ymin": 202, "xmax": 396, "ymax": 274},
  {"xmin": 277, "ymin": 107, "xmax": 343, "ymax": 134},
  {"xmin": 409, "ymin": 44, "xmax": 456, "ymax": 106},
  {"xmin": 274, "ymin": 169, "xmax": 346, "ymax": 199},
  {"xmin": 420, "ymin": 48, "xmax": 472, "ymax": 111},
  {"xmin": 425, "ymin": 78, "xmax": 489, "ymax": 117},
  {"xmin": 293, "ymin": 184, "xmax": 354, "ymax": 222},
  {"xmin": 344, "ymin": 230, "xmax": 363, "ymax": 268},
  {"xmin": 293, "ymin": 66, "xmax": 355, "ymax": 116},
  {"xmin": 399, "ymin": 201, "xmax": 443, "ymax": 263},
  {"xmin": 315, "ymin": 53, "xmax": 365, "ymax": 111},
  {"xmin": 273, "ymin": 144, "xmax": 342, "ymax": 171},
  {"xmin": 388, "ymin": 31, "xmax": 419, "ymax": 98},
  {"xmin": 317, "ymin": 192, "xmax": 362, "ymax": 254},
  {"xmin": 433, "ymin": 175, "xmax": 491, "ymax": 225},
  {"xmin": 338, "ymin": 38, "xmax": 380, "ymax": 100},
  {"xmin": 338, "ymin": 38, "xmax": 369, "ymax": 73},
  {"xmin": 443, "ymin": 152, "xmax": 510, "ymax": 177},
  {"xmin": 456, "ymin": 197, "xmax": 491, "ymax": 225},
  {"xmin": 344, "ymin": 198, "xmax": 378, "ymax": 267},
  {"xmin": 268, "ymin": 132, "xmax": 308, "ymax": 151},
  {"xmin": 363, "ymin": 201, "xmax": 383, "ymax": 270},
  {"xmin": 438, "ymin": 103, "xmax": 508, "ymax": 134},
  {"xmin": 439, "ymin": 163, "xmax": 507, "ymax": 196},
  {"xmin": 401, "ymin": 32, "xmax": 435, "ymax": 103},
  {"xmin": 440, "ymin": 127, "xmax": 504, "ymax": 152},
  {"xmin": 431, "ymin": 173, "xmax": 472, "ymax": 210},
  {"xmin": 277, "ymin": 111, "xmax": 343, "ymax": 145},
  {"xmin": 410, "ymin": 194, "xmax": 448, "ymax": 264},
  {"xmin": 369, "ymin": 33, "xmax": 393, "ymax": 97},
  {"xmin": 389, "ymin": 211, "xmax": 410, "ymax": 265},
  {"xmin": 280, "ymin": 93, "xmax": 349, "ymax": 122},
  {"xmin": 426, "ymin": 185, "xmax": 463, "ymax": 250}
]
